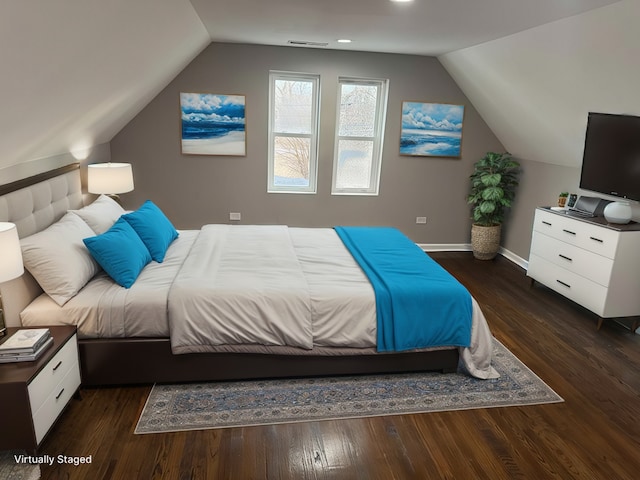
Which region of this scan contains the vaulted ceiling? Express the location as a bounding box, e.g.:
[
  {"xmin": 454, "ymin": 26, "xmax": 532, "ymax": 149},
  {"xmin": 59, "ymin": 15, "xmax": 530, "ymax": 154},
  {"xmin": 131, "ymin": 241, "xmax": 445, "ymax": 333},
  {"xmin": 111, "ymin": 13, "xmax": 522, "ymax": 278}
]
[
  {"xmin": 190, "ymin": 0, "xmax": 619, "ymax": 56},
  {"xmin": 1, "ymin": 0, "xmax": 634, "ymax": 176},
  {"xmin": 0, "ymin": 0, "xmax": 210, "ymax": 173}
]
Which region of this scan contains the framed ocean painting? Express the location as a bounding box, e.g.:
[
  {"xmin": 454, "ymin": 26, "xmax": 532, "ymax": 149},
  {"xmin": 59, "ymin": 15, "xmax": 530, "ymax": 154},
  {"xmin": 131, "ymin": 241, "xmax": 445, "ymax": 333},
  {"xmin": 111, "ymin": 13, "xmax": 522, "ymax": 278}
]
[
  {"xmin": 400, "ymin": 102, "xmax": 465, "ymax": 157},
  {"xmin": 180, "ymin": 93, "xmax": 246, "ymax": 156}
]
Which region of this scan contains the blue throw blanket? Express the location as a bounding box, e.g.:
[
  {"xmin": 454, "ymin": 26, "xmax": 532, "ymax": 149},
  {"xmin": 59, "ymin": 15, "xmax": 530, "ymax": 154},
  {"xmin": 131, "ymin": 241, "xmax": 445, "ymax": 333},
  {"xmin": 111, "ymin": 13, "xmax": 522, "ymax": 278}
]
[{"xmin": 334, "ymin": 226, "xmax": 472, "ymax": 352}]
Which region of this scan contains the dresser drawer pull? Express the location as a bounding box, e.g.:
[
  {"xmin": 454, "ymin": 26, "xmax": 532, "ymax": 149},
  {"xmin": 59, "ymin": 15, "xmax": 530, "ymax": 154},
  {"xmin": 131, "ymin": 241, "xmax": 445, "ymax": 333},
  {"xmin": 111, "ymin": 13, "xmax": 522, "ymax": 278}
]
[
  {"xmin": 562, "ymin": 229, "xmax": 576, "ymax": 236},
  {"xmin": 558, "ymin": 254, "xmax": 573, "ymax": 262},
  {"xmin": 541, "ymin": 221, "xmax": 552, "ymax": 226},
  {"xmin": 52, "ymin": 360, "xmax": 63, "ymax": 372},
  {"xmin": 590, "ymin": 237, "xmax": 604, "ymax": 243},
  {"xmin": 55, "ymin": 388, "xmax": 65, "ymax": 400},
  {"xmin": 556, "ymin": 280, "xmax": 571, "ymax": 289}
]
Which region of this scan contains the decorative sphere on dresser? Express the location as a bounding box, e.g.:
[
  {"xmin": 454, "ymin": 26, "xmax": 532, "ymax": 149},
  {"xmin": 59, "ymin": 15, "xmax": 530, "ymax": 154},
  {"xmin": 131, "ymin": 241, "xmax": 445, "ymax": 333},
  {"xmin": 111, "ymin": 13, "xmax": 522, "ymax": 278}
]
[{"xmin": 603, "ymin": 201, "xmax": 633, "ymax": 224}]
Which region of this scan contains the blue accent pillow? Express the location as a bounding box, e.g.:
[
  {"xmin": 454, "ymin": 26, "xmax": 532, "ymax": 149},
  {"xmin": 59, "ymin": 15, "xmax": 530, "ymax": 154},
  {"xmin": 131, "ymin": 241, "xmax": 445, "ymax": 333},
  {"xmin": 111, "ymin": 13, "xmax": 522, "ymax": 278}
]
[
  {"xmin": 83, "ymin": 218, "xmax": 152, "ymax": 288},
  {"xmin": 121, "ymin": 200, "xmax": 178, "ymax": 263}
]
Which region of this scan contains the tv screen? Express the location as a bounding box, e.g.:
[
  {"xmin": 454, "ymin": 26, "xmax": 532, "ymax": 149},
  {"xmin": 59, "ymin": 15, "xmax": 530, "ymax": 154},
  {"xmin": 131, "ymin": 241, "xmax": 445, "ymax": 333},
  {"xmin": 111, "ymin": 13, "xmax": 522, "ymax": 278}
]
[{"xmin": 580, "ymin": 112, "xmax": 640, "ymax": 202}]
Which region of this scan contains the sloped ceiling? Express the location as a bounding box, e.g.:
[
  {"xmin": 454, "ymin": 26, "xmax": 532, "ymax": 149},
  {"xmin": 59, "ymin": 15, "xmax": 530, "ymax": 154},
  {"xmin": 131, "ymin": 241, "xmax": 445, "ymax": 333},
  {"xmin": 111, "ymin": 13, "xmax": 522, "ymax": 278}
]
[
  {"xmin": 440, "ymin": 0, "xmax": 640, "ymax": 167},
  {"xmin": 0, "ymin": 0, "xmax": 629, "ymax": 177},
  {"xmin": 189, "ymin": 0, "xmax": 619, "ymax": 56},
  {"xmin": 0, "ymin": 0, "xmax": 209, "ymax": 172}
]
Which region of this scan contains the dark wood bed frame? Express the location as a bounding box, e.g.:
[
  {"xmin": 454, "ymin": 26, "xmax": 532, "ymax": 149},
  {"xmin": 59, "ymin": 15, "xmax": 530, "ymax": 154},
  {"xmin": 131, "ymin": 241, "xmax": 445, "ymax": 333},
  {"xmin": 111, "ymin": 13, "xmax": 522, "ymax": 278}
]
[
  {"xmin": 2, "ymin": 164, "xmax": 460, "ymax": 387},
  {"xmin": 79, "ymin": 338, "xmax": 459, "ymax": 386}
]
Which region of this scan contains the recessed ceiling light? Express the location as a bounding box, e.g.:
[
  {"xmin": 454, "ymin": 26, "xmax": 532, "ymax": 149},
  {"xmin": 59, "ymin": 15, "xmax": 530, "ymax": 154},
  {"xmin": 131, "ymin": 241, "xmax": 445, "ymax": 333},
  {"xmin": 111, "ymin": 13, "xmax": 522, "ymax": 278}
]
[
  {"xmin": 337, "ymin": 39, "xmax": 352, "ymax": 44},
  {"xmin": 390, "ymin": 0, "xmax": 413, "ymax": 3},
  {"xmin": 287, "ymin": 40, "xmax": 329, "ymax": 47}
]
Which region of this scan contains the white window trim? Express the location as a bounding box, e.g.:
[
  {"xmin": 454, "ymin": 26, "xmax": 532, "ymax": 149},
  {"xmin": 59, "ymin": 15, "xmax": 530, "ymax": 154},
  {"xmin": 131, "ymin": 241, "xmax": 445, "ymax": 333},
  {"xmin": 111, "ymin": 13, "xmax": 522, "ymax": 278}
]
[
  {"xmin": 331, "ymin": 77, "xmax": 389, "ymax": 196},
  {"xmin": 267, "ymin": 71, "xmax": 320, "ymax": 194}
]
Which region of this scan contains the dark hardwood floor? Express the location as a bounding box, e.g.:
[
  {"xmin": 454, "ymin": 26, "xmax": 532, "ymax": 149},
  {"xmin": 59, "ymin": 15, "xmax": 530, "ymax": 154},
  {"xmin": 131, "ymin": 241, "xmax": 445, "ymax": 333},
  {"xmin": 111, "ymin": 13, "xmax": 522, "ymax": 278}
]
[{"xmin": 37, "ymin": 253, "xmax": 640, "ymax": 479}]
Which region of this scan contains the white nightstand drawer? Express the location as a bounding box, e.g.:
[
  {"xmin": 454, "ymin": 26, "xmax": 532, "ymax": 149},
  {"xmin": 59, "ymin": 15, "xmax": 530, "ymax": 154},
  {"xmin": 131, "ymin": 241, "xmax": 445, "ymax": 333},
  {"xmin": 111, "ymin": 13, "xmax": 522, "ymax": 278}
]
[
  {"xmin": 530, "ymin": 231, "xmax": 614, "ymax": 287},
  {"xmin": 28, "ymin": 334, "xmax": 79, "ymax": 414},
  {"xmin": 31, "ymin": 363, "xmax": 81, "ymax": 444},
  {"xmin": 533, "ymin": 209, "xmax": 619, "ymax": 258},
  {"xmin": 528, "ymin": 254, "xmax": 608, "ymax": 316}
]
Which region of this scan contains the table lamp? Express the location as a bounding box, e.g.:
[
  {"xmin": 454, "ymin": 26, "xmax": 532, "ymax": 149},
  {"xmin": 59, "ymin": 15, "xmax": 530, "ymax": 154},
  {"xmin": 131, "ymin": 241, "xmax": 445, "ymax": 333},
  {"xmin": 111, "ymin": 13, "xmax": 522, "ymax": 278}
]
[
  {"xmin": 0, "ymin": 222, "xmax": 24, "ymax": 336},
  {"xmin": 87, "ymin": 162, "xmax": 134, "ymax": 202}
]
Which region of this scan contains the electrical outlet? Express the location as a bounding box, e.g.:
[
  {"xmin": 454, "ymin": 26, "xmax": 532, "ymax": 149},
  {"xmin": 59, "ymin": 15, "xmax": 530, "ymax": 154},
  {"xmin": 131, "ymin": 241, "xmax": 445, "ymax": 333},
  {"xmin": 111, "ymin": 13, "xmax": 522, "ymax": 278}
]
[
  {"xmin": 229, "ymin": 212, "xmax": 241, "ymax": 221},
  {"xmin": 416, "ymin": 217, "xmax": 427, "ymax": 224}
]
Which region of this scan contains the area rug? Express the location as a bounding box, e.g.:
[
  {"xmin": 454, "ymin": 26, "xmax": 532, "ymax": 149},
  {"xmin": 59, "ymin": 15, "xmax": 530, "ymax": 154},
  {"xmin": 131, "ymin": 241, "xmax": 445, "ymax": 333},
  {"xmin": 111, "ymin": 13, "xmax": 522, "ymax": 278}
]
[
  {"xmin": 0, "ymin": 451, "xmax": 40, "ymax": 480},
  {"xmin": 135, "ymin": 338, "xmax": 563, "ymax": 434}
]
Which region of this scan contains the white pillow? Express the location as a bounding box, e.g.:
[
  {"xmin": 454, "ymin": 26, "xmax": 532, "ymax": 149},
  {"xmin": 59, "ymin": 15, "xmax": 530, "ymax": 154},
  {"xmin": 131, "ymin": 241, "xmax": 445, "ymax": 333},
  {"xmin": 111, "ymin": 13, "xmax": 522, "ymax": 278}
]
[
  {"xmin": 69, "ymin": 195, "xmax": 125, "ymax": 234},
  {"xmin": 20, "ymin": 212, "xmax": 100, "ymax": 306}
]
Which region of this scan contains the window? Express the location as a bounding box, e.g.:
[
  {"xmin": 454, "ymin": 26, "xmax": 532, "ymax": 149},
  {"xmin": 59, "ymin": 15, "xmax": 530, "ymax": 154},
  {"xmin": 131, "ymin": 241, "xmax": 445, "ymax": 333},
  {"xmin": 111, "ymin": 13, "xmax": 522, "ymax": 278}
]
[
  {"xmin": 268, "ymin": 72, "xmax": 320, "ymax": 193},
  {"xmin": 332, "ymin": 77, "xmax": 389, "ymax": 195}
]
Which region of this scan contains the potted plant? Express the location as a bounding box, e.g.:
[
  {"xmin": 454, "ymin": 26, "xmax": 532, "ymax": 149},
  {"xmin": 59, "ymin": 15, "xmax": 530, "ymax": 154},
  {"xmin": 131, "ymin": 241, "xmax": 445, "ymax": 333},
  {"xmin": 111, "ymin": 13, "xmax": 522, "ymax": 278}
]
[
  {"xmin": 467, "ymin": 152, "xmax": 520, "ymax": 260},
  {"xmin": 558, "ymin": 192, "xmax": 569, "ymax": 208}
]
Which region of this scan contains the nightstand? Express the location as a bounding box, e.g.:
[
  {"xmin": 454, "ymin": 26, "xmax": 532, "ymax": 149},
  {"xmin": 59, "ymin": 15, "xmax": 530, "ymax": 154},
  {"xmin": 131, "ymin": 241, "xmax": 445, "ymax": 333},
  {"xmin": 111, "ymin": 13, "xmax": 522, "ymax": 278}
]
[{"xmin": 0, "ymin": 325, "xmax": 81, "ymax": 452}]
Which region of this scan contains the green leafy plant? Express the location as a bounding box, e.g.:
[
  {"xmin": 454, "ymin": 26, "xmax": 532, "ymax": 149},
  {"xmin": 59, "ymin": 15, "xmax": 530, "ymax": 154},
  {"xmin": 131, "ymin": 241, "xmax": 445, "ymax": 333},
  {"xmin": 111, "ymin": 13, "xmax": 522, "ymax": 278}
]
[
  {"xmin": 468, "ymin": 152, "xmax": 520, "ymax": 226},
  {"xmin": 559, "ymin": 192, "xmax": 569, "ymax": 198}
]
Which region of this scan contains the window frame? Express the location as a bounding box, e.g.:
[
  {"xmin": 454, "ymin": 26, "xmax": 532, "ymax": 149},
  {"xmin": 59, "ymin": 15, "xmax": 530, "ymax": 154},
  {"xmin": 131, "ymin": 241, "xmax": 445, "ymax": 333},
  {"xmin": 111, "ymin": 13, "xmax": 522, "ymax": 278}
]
[
  {"xmin": 331, "ymin": 77, "xmax": 389, "ymax": 196},
  {"xmin": 267, "ymin": 71, "xmax": 321, "ymax": 194}
]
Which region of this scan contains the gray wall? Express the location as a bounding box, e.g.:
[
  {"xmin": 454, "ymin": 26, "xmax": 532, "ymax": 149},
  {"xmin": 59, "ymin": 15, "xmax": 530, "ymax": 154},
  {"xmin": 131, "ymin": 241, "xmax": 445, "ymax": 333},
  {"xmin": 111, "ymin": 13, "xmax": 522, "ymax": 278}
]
[
  {"xmin": 503, "ymin": 158, "xmax": 640, "ymax": 261},
  {"xmin": 110, "ymin": 42, "xmax": 504, "ymax": 244},
  {"xmin": 503, "ymin": 159, "xmax": 581, "ymax": 260}
]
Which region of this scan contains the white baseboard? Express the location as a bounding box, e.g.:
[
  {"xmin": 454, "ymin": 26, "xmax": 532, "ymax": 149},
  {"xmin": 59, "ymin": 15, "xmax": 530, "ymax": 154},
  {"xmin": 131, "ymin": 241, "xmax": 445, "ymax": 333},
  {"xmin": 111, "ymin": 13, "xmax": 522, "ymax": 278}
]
[
  {"xmin": 418, "ymin": 243, "xmax": 471, "ymax": 252},
  {"xmin": 418, "ymin": 243, "xmax": 528, "ymax": 270},
  {"xmin": 498, "ymin": 247, "xmax": 528, "ymax": 270}
]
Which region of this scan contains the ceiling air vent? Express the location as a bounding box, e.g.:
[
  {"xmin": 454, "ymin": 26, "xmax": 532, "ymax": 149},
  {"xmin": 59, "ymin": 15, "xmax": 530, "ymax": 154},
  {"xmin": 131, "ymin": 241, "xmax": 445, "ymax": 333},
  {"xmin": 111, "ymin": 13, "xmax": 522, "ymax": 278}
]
[{"xmin": 287, "ymin": 40, "xmax": 329, "ymax": 47}]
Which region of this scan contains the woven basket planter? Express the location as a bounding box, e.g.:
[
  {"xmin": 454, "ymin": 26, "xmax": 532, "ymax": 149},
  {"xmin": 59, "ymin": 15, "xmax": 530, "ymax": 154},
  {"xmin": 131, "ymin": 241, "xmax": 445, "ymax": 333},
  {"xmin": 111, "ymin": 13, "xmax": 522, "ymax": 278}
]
[{"xmin": 471, "ymin": 224, "xmax": 501, "ymax": 260}]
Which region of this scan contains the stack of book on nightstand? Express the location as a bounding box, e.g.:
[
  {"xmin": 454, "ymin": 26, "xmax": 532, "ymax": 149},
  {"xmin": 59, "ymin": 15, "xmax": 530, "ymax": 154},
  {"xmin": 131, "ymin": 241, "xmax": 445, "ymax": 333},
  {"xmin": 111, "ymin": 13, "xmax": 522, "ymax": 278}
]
[{"xmin": 0, "ymin": 328, "xmax": 53, "ymax": 363}]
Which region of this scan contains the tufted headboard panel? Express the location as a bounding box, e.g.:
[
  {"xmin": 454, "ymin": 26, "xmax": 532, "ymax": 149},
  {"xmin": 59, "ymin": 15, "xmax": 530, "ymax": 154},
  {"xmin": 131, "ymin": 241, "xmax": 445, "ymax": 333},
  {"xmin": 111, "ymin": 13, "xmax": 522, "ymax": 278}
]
[
  {"xmin": 0, "ymin": 163, "xmax": 85, "ymax": 326},
  {"xmin": 0, "ymin": 164, "xmax": 83, "ymax": 238}
]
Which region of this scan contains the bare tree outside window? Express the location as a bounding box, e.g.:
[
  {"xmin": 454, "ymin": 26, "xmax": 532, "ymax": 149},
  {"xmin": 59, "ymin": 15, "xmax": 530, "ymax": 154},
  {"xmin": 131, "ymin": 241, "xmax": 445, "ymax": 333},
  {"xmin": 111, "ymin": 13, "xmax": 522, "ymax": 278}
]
[
  {"xmin": 268, "ymin": 73, "xmax": 319, "ymax": 193},
  {"xmin": 332, "ymin": 78, "xmax": 389, "ymax": 195},
  {"xmin": 274, "ymin": 136, "xmax": 310, "ymax": 182}
]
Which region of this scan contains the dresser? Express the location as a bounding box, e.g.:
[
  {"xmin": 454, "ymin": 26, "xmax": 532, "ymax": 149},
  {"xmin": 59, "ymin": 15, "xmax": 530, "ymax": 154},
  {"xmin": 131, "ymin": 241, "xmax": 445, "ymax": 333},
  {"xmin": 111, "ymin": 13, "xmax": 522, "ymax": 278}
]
[
  {"xmin": 0, "ymin": 325, "xmax": 81, "ymax": 451},
  {"xmin": 527, "ymin": 207, "xmax": 640, "ymax": 330}
]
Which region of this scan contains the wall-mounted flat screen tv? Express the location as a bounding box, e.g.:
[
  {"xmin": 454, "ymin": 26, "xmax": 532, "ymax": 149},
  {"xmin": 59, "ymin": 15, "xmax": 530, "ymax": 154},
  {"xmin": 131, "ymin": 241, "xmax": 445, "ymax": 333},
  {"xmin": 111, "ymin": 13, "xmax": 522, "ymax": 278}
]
[{"xmin": 580, "ymin": 112, "xmax": 640, "ymax": 202}]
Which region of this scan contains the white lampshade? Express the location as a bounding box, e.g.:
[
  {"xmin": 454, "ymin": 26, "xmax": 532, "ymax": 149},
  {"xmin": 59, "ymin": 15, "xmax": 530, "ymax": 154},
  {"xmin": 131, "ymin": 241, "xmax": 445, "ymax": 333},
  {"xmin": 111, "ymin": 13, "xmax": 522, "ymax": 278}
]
[
  {"xmin": 0, "ymin": 222, "xmax": 24, "ymax": 283},
  {"xmin": 87, "ymin": 163, "xmax": 134, "ymax": 194}
]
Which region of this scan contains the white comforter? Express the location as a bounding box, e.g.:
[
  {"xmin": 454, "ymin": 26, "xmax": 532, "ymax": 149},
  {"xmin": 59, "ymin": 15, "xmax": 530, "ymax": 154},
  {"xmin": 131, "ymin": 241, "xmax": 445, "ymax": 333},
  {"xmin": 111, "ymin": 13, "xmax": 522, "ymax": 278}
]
[
  {"xmin": 21, "ymin": 225, "xmax": 498, "ymax": 379},
  {"xmin": 168, "ymin": 225, "xmax": 377, "ymax": 352}
]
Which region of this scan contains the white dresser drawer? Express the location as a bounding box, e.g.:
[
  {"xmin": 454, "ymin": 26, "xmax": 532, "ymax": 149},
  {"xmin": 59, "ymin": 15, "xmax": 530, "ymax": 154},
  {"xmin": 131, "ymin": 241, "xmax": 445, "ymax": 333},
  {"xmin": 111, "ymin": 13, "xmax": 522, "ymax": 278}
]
[
  {"xmin": 527, "ymin": 254, "xmax": 608, "ymax": 316},
  {"xmin": 533, "ymin": 209, "xmax": 619, "ymax": 258},
  {"xmin": 530, "ymin": 231, "xmax": 614, "ymax": 287},
  {"xmin": 31, "ymin": 363, "xmax": 81, "ymax": 444},
  {"xmin": 28, "ymin": 335, "xmax": 79, "ymax": 415},
  {"xmin": 0, "ymin": 327, "xmax": 79, "ymax": 452}
]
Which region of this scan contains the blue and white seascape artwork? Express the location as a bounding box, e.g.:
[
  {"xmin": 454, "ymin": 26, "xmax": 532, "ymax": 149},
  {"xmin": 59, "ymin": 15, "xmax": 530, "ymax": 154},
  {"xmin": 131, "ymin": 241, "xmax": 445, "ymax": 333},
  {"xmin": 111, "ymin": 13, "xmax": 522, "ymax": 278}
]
[
  {"xmin": 181, "ymin": 93, "xmax": 246, "ymax": 156},
  {"xmin": 400, "ymin": 102, "xmax": 464, "ymax": 157}
]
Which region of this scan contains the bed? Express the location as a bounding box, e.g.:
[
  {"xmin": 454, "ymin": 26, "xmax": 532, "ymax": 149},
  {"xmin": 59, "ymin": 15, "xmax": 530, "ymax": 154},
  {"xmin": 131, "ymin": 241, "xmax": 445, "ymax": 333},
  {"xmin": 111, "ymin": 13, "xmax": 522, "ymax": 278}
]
[{"xmin": 0, "ymin": 164, "xmax": 498, "ymax": 386}]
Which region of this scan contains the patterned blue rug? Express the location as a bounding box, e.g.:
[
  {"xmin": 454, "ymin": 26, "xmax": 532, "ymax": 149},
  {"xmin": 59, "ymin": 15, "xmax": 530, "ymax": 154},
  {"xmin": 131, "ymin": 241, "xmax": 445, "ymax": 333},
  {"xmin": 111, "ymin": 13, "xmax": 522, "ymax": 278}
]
[
  {"xmin": 0, "ymin": 451, "xmax": 40, "ymax": 480},
  {"xmin": 135, "ymin": 338, "xmax": 563, "ymax": 434}
]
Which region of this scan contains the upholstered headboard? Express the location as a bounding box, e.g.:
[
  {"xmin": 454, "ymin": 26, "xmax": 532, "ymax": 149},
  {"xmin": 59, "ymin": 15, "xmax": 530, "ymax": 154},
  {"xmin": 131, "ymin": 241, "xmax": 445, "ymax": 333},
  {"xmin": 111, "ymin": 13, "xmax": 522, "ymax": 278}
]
[{"xmin": 0, "ymin": 163, "xmax": 85, "ymax": 326}]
